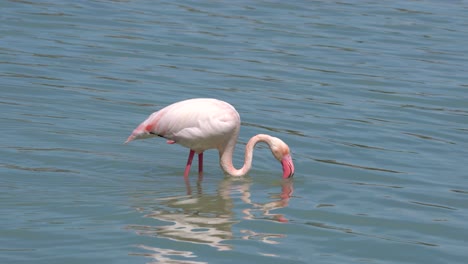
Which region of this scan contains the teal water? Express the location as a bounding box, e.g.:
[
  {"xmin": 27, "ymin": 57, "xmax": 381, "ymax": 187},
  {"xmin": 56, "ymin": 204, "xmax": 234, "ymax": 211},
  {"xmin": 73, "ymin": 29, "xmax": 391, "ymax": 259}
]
[{"xmin": 1, "ymin": 1, "xmax": 468, "ymax": 263}]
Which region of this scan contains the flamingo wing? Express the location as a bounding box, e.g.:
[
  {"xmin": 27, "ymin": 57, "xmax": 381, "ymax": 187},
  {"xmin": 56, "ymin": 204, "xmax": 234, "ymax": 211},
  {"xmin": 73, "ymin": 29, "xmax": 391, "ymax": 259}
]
[{"xmin": 145, "ymin": 99, "xmax": 240, "ymax": 152}]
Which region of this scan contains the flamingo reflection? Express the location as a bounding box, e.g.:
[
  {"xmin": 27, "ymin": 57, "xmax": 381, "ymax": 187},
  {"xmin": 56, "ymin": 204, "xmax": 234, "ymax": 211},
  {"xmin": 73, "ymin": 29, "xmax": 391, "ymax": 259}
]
[{"xmin": 128, "ymin": 177, "xmax": 294, "ymax": 261}]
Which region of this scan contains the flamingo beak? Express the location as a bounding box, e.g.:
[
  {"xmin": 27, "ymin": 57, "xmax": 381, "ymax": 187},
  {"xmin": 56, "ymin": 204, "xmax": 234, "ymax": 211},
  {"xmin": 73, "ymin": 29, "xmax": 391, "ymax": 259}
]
[{"xmin": 281, "ymin": 154, "xmax": 295, "ymax": 179}]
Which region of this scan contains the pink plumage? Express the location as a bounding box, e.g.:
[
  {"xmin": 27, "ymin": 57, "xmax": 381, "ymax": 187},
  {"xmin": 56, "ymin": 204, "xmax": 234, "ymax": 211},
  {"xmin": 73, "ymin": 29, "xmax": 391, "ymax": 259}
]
[{"xmin": 126, "ymin": 98, "xmax": 294, "ymax": 179}]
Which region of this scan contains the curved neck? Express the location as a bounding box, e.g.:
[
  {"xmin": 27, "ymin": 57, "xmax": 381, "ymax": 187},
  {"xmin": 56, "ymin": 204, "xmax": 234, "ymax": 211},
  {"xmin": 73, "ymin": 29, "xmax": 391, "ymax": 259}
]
[{"xmin": 219, "ymin": 134, "xmax": 273, "ymax": 177}]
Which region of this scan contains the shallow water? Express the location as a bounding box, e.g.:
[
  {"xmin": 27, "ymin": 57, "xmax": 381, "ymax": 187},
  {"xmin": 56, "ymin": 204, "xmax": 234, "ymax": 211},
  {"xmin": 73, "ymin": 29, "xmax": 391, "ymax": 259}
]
[{"xmin": 1, "ymin": 1, "xmax": 468, "ymax": 263}]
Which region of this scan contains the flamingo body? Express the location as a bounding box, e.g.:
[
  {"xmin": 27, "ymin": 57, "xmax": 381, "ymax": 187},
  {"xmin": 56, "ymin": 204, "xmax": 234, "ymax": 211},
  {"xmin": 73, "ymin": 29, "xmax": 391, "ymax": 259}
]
[{"xmin": 126, "ymin": 98, "xmax": 294, "ymax": 179}]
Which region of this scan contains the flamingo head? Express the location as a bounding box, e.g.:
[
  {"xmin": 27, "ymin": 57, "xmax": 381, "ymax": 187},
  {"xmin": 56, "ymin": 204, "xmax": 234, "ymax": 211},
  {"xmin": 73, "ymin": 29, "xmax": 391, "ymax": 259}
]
[
  {"xmin": 269, "ymin": 137, "xmax": 295, "ymax": 179},
  {"xmin": 125, "ymin": 123, "xmax": 156, "ymax": 144}
]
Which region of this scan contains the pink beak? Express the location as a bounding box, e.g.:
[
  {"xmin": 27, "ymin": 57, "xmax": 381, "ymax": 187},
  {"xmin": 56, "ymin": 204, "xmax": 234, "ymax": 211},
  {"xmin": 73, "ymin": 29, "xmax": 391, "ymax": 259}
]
[{"xmin": 281, "ymin": 154, "xmax": 295, "ymax": 179}]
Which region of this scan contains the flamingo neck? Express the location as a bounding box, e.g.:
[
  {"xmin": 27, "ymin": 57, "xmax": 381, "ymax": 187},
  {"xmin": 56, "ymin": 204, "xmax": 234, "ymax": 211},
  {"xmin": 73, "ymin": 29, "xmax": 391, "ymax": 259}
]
[{"xmin": 219, "ymin": 134, "xmax": 273, "ymax": 177}]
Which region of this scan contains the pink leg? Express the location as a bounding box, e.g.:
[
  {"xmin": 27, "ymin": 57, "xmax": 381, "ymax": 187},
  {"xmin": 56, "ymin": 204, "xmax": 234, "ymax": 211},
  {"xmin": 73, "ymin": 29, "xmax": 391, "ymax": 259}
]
[
  {"xmin": 184, "ymin": 150, "xmax": 195, "ymax": 178},
  {"xmin": 198, "ymin": 152, "xmax": 204, "ymax": 180}
]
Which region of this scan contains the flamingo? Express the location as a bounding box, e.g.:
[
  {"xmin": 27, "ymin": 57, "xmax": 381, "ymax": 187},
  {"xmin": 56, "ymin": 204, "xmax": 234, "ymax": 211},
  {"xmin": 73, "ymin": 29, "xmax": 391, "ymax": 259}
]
[{"xmin": 125, "ymin": 98, "xmax": 295, "ymax": 179}]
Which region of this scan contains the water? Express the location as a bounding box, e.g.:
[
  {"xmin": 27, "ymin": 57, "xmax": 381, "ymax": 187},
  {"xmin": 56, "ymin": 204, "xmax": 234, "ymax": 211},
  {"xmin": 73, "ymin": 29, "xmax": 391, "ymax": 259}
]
[{"xmin": 1, "ymin": 0, "xmax": 468, "ymax": 263}]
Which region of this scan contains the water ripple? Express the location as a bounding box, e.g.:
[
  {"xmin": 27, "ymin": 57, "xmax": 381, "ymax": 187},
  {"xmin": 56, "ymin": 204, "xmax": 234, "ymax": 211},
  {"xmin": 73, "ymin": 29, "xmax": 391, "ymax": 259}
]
[
  {"xmin": 0, "ymin": 163, "xmax": 79, "ymax": 174},
  {"xmin": 314, "ymin": 159, "xmax": 403, "ymax": 174}
]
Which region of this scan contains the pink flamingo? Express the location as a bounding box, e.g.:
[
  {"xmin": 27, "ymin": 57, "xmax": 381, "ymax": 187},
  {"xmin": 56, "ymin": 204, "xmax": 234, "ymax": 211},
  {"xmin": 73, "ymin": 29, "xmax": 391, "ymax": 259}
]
[{"xmin": 125, "ymin": 98, "xmax": 295, "ymax": 179}]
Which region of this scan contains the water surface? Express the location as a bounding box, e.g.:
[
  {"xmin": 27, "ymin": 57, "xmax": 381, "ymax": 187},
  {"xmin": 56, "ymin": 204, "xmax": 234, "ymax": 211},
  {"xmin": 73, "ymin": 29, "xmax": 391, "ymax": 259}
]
[{"xmin": 1, "ymin": 1, "xmax": 468, "ymax": 263}]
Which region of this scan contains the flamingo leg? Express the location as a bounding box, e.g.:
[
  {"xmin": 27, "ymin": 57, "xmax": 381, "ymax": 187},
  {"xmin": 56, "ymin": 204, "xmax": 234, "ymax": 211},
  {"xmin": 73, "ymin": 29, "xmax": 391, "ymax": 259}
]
[
  {"xmin": 198, "ymin": 152, "xmax": 204, "ymax": 181},
  {"xmin": 184, "ymin": 150, "xmax": 195, "ymax": 178}
]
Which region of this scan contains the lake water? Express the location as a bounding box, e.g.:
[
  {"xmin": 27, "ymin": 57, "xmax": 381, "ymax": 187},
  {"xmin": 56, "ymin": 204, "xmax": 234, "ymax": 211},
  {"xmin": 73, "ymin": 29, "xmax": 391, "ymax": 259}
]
[{"xmin": 1, "ymin": 1, "xmax": 468, "ymax": 263}]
